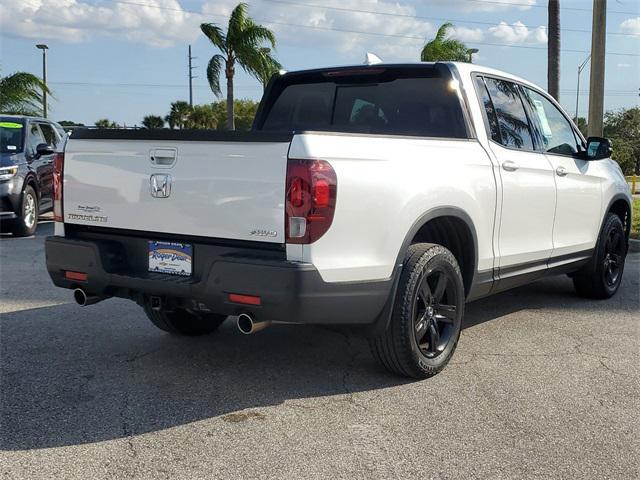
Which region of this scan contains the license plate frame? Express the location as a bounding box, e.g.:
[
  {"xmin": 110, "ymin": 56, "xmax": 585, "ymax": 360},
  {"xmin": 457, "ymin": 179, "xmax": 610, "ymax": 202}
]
[{"xmin": 148, "ymin": 241, "xmax": 193, "ymax": 276}]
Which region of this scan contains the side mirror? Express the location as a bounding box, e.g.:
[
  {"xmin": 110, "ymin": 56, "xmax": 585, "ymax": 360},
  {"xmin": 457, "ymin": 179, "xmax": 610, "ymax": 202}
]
[
  {"xmin": 585, "ymin": 137, "xmax": 612, "ymax": 160},
  {"xmin": 35, "ymin": 143, "xmax": 55, "ymax": 157}
]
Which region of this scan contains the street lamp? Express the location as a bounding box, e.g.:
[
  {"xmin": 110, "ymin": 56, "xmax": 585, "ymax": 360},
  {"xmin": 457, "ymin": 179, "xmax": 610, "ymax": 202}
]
[
  {"xmin": 468, "ymin": 48, "xmax": 479, "ymax": 63},
  {"xmin": 575, "ymin": 54, "xmax": 590, "ymax": 121},
  {"xmin": 36, "ymin": 44, "xmax": 48, "ymax": 118}
]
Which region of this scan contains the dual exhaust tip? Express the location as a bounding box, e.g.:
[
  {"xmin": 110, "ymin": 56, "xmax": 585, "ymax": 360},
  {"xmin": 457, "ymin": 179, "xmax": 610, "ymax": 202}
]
[{"xmin": 73, "ymin": 289, "xmax": 269, "ymax": 335}]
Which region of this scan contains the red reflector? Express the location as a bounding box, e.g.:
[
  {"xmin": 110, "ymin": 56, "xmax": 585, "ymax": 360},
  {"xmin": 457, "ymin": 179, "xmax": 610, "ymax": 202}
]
[
  {"xmin": 65, "ymin": 271, "xmax": 87, "ymax": 281},
  {"xmin": 228, "ymin": 293, "xmax": 261, "ymax": 306}
]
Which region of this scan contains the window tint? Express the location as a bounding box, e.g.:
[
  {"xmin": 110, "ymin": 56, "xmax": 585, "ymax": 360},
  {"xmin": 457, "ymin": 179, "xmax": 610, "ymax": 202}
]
[
  {"xmin": 38, "ymin": 123, "xmax": 59, "ymax": 148},
  {"xmin": 484, "ymin": 78, "xmax": 534, "ymax": 150},
  {"xmin": 474, "ymin": 76, "xmax": 501, "ymax": 144},
  {"xmin": 522, "ymin": 88, "xmax": 581, "ymax": 156},
  {"xmin": 0, "ymin": 120, "xmax": 25, "ymax": 154},
  {"xmin": 260, "ymin": 70, "xmax": 467, "ymax": 138},
  {"xmin": 26, "ymin": 124, "xmax": 46, "ymax": 155}
]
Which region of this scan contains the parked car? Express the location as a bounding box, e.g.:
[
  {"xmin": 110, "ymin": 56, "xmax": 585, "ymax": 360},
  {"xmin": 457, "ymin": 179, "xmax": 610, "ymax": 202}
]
[
  {"xmin": 44, "ymin": 63, "xmax": 632, "ymax": 378},
  {"xmin": 0, "ymin": 115, "xmax": 67, "ymax": 236}
]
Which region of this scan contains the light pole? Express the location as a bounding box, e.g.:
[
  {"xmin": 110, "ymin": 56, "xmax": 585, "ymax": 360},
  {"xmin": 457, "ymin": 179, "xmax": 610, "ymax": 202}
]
[
  {"xmin": 575, "ymin": 54, "xmax": 591, "ymax": 121},
  {"xmin": 468, "ymin": 48, "xmax": 479, "ymax": 63},
  {"xmin": 36, "ymin": 44, "xmax": 48, "ymax": 118}
]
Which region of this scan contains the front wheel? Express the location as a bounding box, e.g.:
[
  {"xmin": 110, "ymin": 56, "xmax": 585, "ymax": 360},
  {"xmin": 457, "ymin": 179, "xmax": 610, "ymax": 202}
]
[
  {"xmin": 369, "ymin": 243, "xmax": 465, "ymax": 379},
  {"xmin": 144, "ymin": 306, "xmax": 227, "ymax": 336},
  {"xmin": 11, "ymin": 185, "xmax": 39, "ymax": 237},
  {"xmin": 573, "ymin": 212, "xmax": 627, "ymax": 299}
]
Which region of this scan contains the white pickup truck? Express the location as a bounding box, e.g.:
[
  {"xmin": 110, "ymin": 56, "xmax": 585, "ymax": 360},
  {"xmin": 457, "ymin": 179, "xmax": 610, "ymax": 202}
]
[{"xmin": 46, "ymin": 62, "xmax": 632, "ymax": 378}]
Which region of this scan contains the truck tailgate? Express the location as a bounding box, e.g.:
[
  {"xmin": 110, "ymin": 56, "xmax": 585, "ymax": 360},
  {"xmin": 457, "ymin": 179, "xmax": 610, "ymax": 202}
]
[{"xmin": 63, "ymin": 135, "xmax": 290, "ymax": 243}]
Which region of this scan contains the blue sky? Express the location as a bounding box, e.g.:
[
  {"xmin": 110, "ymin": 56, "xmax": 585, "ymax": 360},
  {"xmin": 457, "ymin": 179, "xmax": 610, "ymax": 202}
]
[{"xmin": 1, "ymin": 0, "xmax": 639, "ymax": 126}]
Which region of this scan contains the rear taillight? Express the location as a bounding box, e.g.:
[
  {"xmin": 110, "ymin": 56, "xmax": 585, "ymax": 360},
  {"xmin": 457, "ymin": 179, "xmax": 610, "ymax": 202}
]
[
  {"xmin": 285, "ymin": 159, "xmax": 337, "ymax": 244},
  {"xmin": 53, "ymin": 152, "xmax": 64, "ymax": 222}
]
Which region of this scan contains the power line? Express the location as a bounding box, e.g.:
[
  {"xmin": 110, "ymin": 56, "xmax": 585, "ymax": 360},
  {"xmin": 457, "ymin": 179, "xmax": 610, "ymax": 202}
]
[
  {"xmin": 104, "ymin": 0, "xmax": 640, "ymax": 57},
  {"xmin": 43, "ymin": 80, "xmax": 640, "ymax": 95},
  {"xmin": 461, "ymin": 0, "xmax": 639, "ymax": 15},
  {"xmin": 257, "ymin": 0, "xmax": 640, "ymax": 37}
]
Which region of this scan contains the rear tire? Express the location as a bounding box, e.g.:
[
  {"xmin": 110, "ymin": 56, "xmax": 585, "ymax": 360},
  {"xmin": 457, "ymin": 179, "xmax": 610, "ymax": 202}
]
[
  {"xmin": 11, "ymin": 185, "xmax": 38, "ymax": 237},
  {"xmin": 573, "ymin": 212, "xmax": 627, "ymax": 299},
  {"xmin": 144, "ymin": 306, "xmax": 227, "ymax": 336},
  {"xmin": 369, "ymin": 243, "xmax": 465, "ymax": 379}
]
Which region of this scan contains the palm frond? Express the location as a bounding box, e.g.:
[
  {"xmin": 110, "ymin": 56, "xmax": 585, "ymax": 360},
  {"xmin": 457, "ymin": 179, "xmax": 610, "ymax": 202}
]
[
  {"xmin": 0, "ymin": 72, "xmax": 49, "ymax": 115},
  {"xmin": 227, "ymin": 3, "xmax": 249, "ymax": 45},
  {"xmin": 200, "ymin": 23, "xmax": 227, "ymax": 53},
  {"xmin": 206, "ymin": 54, "xmax": 225, "ymax": 97}
]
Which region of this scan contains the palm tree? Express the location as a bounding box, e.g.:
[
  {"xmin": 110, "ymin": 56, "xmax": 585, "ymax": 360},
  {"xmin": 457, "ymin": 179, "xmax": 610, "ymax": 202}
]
[
  {"xmin": 0, "ymin": 70, "xmax": 50, "ymax": 116},
  {"xmin": 189, "ymin": 105, "xmax": 218, "ymax": 129},
  {"xmin": 200, "ymin": 3, "xmax": 279, "ymax": 130},
  {"xmin": 547, "ymin": 0, "xmax": 560, "ymax": 100},
  {"xmin": 421, "ymin": 23, "xmax": 472, "ymax": 62},
  {"xmin": 94, "ymin": 119, "xmax": 119, "ymax": 129},
  {"xmin": 165, "ymin": 101, "xmax": 192, "ymax": 129},
  {"xmin": 142, "ymin": 115, "xmax": 165, "ymax": 129}
]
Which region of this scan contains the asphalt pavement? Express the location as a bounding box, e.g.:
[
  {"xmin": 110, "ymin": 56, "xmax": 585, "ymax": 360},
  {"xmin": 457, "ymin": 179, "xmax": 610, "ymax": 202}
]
[{"xmin": 1, "ymin": 221, "xmax": 638, "ymax": 479}]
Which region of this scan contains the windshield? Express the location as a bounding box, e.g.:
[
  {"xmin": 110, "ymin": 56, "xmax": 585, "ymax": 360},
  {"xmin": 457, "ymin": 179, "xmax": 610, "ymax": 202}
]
[
  {"xmin": 258, "ymin": 66, "xmax": 468, "ymax": 138},
  {"xmin": 0, "ymin": 120, "xmax": 25, "ymax": 154}
]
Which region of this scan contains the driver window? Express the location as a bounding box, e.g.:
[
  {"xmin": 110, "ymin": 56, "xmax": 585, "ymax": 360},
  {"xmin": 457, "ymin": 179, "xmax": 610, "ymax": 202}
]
[
  {"xmin": 38, "ymin": 123, "xmax": 59, "ymax": 148},
  {"xmin": 27, "ymin": 123, "xmax": 46, "ymax": 155},
  {"xmin": 523, "ymin": 88, "xmax": 581, "ymax": 156}
]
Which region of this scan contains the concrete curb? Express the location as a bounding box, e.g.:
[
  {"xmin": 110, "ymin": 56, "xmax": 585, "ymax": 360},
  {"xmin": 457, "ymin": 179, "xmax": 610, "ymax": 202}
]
[{"xmin": 630, "ymin": 239, "xmax": 640, "ymax": 253}]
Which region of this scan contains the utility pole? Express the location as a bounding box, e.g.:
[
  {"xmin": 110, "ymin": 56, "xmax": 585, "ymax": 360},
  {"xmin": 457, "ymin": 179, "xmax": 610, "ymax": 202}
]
[
  {"xmin": 588, "ymin": 0, "xmax": 607, "ymax": 137},
  {"xmin": 36, "ymin": 44, "xmax": 48, "ymax": 118},
  {"xmin": 547, "ymin": 0, "xmax": 560, "ymax": 100},
  {"xmin": 188, "ymin": 45, "xmax": 197, "ymax": 107}
]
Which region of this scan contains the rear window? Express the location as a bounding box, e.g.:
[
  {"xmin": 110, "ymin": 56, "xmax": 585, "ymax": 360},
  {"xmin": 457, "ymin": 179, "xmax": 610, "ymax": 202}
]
[
  {"xmin": 258, "ymin": 67, "xmax": 468, "ymax": 138},
  {"xmin": 0, "ymin": 120, "xmax": 25, "ymax": 153}
]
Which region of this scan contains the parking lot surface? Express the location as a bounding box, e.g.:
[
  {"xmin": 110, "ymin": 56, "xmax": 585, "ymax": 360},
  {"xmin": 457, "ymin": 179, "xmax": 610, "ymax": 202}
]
[{"xmin": 1, "ymin": 222, "xmax": 639, "ymax": 479}]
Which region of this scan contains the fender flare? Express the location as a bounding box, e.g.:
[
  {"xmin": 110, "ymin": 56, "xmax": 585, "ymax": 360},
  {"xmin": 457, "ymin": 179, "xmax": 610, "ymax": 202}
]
[{"xmin": 364, "ymin": 206, "xmax": 480, "ymax": 337}]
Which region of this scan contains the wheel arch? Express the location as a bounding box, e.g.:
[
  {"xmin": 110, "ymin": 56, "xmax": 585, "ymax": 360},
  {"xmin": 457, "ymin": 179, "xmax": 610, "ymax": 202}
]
[
  {"xmin": 365, "ymin": 207, "xmax": 480, "ymax": 338},
  {"xmin": 606, "ymin": 194, "xmax": 632, "ymax": 242},
  {"xmin": 396, "ymin": 207, "xmax": 479, "ymax": 297}
]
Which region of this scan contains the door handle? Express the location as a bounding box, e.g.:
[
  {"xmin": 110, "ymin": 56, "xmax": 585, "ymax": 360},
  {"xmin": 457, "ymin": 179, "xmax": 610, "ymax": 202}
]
[
  {"xmin": 556, "ymin": 166, "xmax": 568, "ymax": 177},
  {"xmin": 502, "ymin": 160, "xmax": 519, "ymax": 172}
]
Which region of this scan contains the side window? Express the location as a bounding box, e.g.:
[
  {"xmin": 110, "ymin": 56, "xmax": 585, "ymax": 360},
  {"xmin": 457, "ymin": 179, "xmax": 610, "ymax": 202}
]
[
  {"xmin": 38, "ymin": 123, "xmax": 59, "ymax": 148},
  {"xmin": 522, "ymin": 88, "xmax": 581, "ymax": 156},
  {"xmin": 26, "ymin": 124, "xmax": 46, "ymax": 155},
  {"xmin": 484, "ymin": 77, "xmax": 534, "ymax": 150},
  {"xmin": 474, "ymin": 76, "xmax": 501, "ymax": 144}
]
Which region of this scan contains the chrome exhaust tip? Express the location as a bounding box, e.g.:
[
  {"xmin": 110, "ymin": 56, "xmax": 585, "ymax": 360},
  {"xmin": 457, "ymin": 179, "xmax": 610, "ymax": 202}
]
[
  {"xmin": 237, "ymin": 313, "xmax": 271, "ymax": 335},
  {"xmin": 73, "ymin": 288, "xmax": 108, "ymax": 306}
]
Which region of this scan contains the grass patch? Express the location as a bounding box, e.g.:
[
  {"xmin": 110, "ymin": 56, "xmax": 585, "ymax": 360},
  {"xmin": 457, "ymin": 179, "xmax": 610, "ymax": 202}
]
[{"xmin": 632, "ymin": 198, "xmax": 640, "ymax": 240}]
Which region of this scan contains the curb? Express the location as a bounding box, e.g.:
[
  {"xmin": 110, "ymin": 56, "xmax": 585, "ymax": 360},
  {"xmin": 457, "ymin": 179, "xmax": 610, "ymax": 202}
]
[{"xmin": 630, "ymin": 239, "xmax": 640, "ymax": 253}]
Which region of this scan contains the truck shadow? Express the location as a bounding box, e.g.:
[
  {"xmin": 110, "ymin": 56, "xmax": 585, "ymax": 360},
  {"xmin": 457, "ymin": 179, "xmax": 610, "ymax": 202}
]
[{"xmin": 1, "ymin": 258, "xmax": 637, "ymax": 451}]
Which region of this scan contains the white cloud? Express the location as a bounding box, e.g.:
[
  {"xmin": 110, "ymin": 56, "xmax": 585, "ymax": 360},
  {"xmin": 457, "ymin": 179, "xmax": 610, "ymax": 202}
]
[
  {"xmin": 0, "ymin": 0, "xmax": 200, "ymax": 47},
  {"xmin": 450, "ymin": 21, "xmax": 547, "ymax": 45},
  {"xmin": 620, "ymin": 17, "xmax": 640, "ymax": 35},
  {"xmin": 617, "ymin": 63, "xmax": 632, "ymax": 68},
  {"xmin": 488, "ymin": 21, "xmax": 547, "ymax": 44},
  {"xmin": 202, "ymin": 0, "xmax": 434, "ymax": 62},
  {"xmin": 451, "ymin": 26, "xmax": 485, "ymax": 42},
  {"xmin": 430, "ymin": 0, "xmax": 537, "ymax": 12}
]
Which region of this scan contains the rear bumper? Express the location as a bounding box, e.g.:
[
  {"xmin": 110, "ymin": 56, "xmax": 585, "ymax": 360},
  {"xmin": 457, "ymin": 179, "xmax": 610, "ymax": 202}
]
[{"xmin": 45, "ymin": 234, "xmax": 393, "ymax": 325}]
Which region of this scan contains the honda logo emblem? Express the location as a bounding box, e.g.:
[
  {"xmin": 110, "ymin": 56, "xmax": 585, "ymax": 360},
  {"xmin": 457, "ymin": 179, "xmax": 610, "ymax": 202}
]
[{"xmin": 150, "ymin": 174, "xmax": 172, "ymax": 198}]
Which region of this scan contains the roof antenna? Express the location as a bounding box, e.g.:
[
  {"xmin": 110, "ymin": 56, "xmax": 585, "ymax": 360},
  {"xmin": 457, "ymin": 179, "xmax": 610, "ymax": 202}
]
[{"xmin": 364, "ymin": 52, "xmax": 383, "ymax": 65}]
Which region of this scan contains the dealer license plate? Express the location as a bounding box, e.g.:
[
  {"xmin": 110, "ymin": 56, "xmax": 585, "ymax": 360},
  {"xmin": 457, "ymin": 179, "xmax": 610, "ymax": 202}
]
[{"xmin": 148, "ymin": 241, "xmax": 193, "ymax": 276}]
